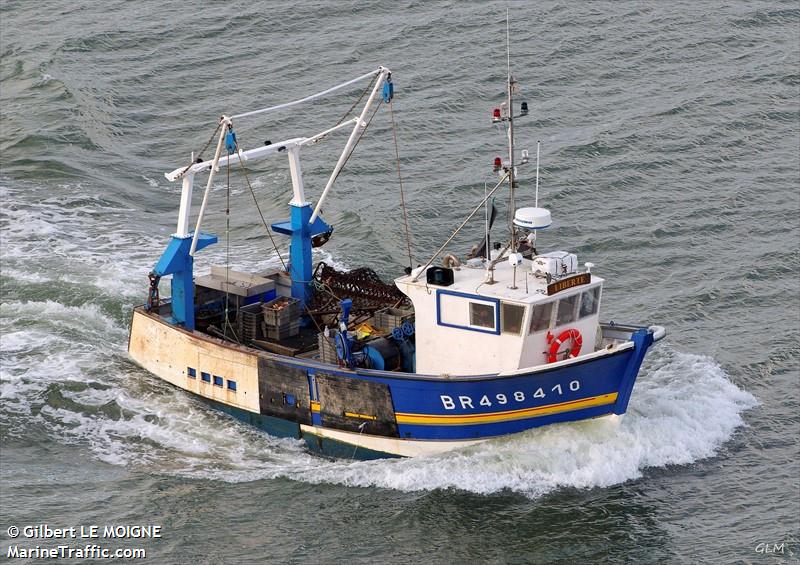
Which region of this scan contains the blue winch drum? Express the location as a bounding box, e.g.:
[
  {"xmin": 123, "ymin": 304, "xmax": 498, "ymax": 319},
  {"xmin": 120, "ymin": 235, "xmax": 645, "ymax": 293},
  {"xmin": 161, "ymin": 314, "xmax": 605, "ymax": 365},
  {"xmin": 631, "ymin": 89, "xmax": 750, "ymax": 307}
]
[{"xmin": 363, "ymin": 338, "xmax": 401, "ymax": 371}]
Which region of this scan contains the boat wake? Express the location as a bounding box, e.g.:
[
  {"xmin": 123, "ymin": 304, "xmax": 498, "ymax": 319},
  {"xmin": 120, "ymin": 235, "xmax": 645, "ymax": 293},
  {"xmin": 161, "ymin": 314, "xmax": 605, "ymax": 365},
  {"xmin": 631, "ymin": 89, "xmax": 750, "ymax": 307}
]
[{"xmin": 287, "ymin": 348, "xmax": 758, "ymax": 497}]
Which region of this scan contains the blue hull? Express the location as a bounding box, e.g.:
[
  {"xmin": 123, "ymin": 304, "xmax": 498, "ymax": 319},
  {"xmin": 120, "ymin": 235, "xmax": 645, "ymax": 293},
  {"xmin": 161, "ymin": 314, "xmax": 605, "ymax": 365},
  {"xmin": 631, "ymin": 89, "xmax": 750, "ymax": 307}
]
[{"xmin": 292, "ymin": 328, "xmax": 654, "ymax": 442}]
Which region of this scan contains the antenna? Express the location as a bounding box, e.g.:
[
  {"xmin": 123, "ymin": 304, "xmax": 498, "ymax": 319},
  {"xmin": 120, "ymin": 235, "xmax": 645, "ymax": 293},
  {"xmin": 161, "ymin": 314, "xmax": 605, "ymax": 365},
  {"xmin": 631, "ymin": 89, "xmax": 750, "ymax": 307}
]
[
  {"xmin": 506, "ymin": 9, "xmax": 515, "ymax": 255},
  {"xmin": 484, "ymin": 181, "xmax": 489, "ymax": 261},
  {"xmin": 532, "ymin": 140, "xmax": 541, "ymax": 253},
  {"xmin": 487, "ymin": 11, "xmax": 532, "ymax": 286},
  {"xmin": 506, "ymin": 9, "xmax": 511, "ymax": 83},
  {"xmin": 506, "ymin": 8, "xmax": 519, "ymax": 289},
  {"xmin": 535, "ymin": 140, "xmax": 540, "ymax": 208}
]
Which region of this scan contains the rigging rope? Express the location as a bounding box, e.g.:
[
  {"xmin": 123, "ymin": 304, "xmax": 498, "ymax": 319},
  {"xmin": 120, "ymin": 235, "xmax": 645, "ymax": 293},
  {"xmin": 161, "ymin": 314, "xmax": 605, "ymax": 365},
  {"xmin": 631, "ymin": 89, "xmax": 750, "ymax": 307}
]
[
  {"xmin": 211, "ymin": 79, "xmax": 380, "ymax": 274},
  {"xmin": 222, "ymin": 135, "xmax": 240, "ymax": 343},
  {"xmin": 231, "ymin": 68, "xmax": 381, "ymax": 120},
  {"xmin": 178, "ymin": 121, "xmax": 222, "ymax": 177},
  {"xmin": 412, "ymin": 172, "xmax": 510, "ymax": 281},
  {"xmin": 308, "ymin": 74, "xmax": 377, "ymax": 146},
  {"xmin": 234, "ymin": 145, "xmax": 288, "ymax": 271},
  {"xmin": 388, "ymin": 98, "xmax": 413, "ymax": 269},
  {"xmin": 336, "ymin": 75, "xmax": 377, "ymax": 129}
]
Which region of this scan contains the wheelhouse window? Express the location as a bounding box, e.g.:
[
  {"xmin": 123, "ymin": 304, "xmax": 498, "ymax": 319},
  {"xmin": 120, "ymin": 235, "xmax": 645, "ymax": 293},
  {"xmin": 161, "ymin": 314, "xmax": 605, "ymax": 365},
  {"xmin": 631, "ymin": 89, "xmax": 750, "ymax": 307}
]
[
  {"xmin": 201, "ymin": 372, "xmax": 211, "ymax": 383},
  {"xmin": 556, "ymin": 294, "xmax": 580, "ymax": 326},
  {"xmin": 579, "ymin": 287, "xmax": 601, "ymax": 319},
  {"xmin": 501, "ymin": 303, "xmax": 525, "ymax": 335},
  {"xmin": 213, "ymin": 376, "xmax": 223, "ymax": 387},
  {"xmin": 470, "ymin": 302, "xmax": 496, "ymax": 329},
  {"xmin": 529, "ymin": 302, "xmax": 553, "ymax": 333},
  {"xmin": 437, "ymin": 290, "xmax": 499, "ymax": 333}
]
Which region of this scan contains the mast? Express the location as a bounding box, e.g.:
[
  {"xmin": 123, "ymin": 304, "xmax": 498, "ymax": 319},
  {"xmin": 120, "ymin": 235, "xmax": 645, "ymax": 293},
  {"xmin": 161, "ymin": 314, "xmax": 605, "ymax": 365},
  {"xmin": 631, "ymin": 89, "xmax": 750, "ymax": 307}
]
[
  {"xmin": 506, "ymin": 10, "xmax": 516, "ymax": 257},
  {"xmin": 486, "ymin": 12, "xmax": 529, "ymax": 286},
  {"xmin": 506, "ymin": 10, "xmax": 520, "ymax": 290}
]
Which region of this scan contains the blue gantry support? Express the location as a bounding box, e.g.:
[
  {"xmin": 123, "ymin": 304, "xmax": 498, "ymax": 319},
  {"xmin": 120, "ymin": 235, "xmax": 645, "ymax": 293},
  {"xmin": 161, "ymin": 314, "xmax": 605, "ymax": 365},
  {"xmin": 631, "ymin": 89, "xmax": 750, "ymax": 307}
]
[
  {"xmin": 152, "ymin": 232, "xmax": 217, "ymax": 330},
  {"xmin": 271, "ymin": 204, "xmax": 332, "ymax": 309}
]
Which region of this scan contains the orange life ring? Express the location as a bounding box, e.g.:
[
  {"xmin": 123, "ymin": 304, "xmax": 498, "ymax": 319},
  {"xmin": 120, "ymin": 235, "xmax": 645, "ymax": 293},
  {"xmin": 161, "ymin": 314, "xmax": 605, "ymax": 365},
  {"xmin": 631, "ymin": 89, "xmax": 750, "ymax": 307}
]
[{"xmin": 548, "ymin": 328, "xmax": 583, "ymax": 363}]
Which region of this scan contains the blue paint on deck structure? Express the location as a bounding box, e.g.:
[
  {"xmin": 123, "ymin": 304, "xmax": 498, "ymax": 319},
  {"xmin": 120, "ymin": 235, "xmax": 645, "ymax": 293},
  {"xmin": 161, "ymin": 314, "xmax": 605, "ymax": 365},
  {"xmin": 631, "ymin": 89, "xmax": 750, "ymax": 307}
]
[
  {"xmin": 152, "ymin": 232, "xmax": 217, "ymax": 330},
  {"xmin": 271, "ymin": 205, "xmax": 331, "ymax": 310}
]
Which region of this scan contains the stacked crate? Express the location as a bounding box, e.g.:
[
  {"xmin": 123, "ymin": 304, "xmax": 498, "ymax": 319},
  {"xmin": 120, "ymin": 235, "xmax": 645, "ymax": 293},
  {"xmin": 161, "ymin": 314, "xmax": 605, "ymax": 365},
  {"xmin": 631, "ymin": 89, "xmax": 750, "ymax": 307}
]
[
  {"xmin": 261, "ymin": 296, "xmax": 301, "ymax": 341},
  {"xmin": 237, "ymin": 302, "xmax": 264, "ymax": 342},
  {"xmin": 373, "ymin": 307, "xmax": 414, "ymax": 331},
  {"xmin": 317, "ymin": 329, "xmax": 340, "ymax": 364}
]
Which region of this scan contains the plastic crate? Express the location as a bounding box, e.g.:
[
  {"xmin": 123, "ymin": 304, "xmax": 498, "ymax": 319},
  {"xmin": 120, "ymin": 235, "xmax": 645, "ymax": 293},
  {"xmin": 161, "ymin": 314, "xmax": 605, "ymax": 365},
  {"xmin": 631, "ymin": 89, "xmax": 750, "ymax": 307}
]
[
  {"xmin": 262, "ymin": 296, "xmax": 301, "ymax": 327},
  {"xmin": 318, "ymin": 330, "xmax": 340, "ymax": 364},
  {"xmin": 263, "ymin": 319, "xmax": 300, "ymax": 341},
  {"xmin": 374, "ymin": 307, "xmax": 414, "ymax": 330},
  {"xmin": 237, "ymin": 302, "xmax": 263, "ymax": 341}
]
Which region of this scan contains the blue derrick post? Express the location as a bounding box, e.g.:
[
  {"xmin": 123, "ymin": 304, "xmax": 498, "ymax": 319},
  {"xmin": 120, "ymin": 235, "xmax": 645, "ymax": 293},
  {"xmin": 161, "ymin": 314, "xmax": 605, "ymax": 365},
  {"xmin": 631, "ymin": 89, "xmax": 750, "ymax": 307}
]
[
  {"xmin": 289, "ymin": 204, "xmax": 313, "ymax": 306},
  {"xmin": 271, "ymin": 207, "xmax": 331, "ymax": 311},
  {"xmin": 171, "ymin": 265, "xmax": 194, "ymax": 329},
  {"xmin": 152, "ymin": 233, "xmax": 217, "ymax": 331}
]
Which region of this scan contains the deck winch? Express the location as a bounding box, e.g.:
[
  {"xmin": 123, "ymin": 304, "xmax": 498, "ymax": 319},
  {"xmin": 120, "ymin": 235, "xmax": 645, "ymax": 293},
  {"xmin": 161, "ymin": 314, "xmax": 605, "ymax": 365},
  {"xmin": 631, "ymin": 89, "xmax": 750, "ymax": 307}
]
[{"xmin": 335, "ymin": 299, "xmax": 416, "ymax": 371}]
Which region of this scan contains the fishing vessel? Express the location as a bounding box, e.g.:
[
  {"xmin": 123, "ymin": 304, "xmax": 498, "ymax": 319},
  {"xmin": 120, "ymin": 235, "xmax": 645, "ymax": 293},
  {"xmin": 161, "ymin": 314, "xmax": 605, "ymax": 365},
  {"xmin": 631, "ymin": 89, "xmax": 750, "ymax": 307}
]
[{"xmin": 128, "ymin": 53, "xmax": 665, "ymax": 459}]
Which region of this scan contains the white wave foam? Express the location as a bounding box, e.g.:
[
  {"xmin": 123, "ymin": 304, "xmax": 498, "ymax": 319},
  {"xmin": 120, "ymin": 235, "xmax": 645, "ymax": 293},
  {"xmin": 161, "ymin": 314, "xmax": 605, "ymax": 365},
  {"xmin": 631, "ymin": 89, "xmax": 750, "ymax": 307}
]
[
  {"xmin": 283, "ymin": 349, "xmax": 756, "ymax": 496},
  {"xmin": 0, "ymin": 268, "xmax": 53, "ymax": 284},
  {"xmin": 0, "ymin": 300, "xmax": 122, "ymax": 337},
  {"xmin": 140, "ymin": 175, "xmax": 159, "ymax": 188},
  {"xmin": 313, "ymin": 247, "xmax": 350, "ymax": 271},
  {"xmin": 1, "ymin": 187, "xmax": 162, "ymax": 299}
]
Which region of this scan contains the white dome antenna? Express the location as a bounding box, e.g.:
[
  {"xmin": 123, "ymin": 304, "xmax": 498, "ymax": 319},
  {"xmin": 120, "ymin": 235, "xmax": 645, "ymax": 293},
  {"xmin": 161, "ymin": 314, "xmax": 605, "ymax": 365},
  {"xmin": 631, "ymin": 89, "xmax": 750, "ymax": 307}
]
[{"xmin": 513, "ymin": 207, "xmax": 551, "ymax": 230}]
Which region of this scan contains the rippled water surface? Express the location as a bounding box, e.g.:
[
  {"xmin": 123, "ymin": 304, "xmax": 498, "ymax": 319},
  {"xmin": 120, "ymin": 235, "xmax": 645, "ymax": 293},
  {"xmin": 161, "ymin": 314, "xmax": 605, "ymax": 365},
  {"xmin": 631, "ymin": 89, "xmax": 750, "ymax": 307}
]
[{"xmin": 1, "ymin": 1, "xmax": 798, "ymax": 563}]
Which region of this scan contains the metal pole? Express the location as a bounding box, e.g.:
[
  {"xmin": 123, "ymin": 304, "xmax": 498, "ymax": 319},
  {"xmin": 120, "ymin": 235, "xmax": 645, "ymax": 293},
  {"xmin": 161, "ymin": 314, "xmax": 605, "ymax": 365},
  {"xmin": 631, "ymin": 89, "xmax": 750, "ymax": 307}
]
[
  {"xmin": 506, "ymin": 11, "xmax": 518, "ymax": 289},
  {"xmin": 190, "ymin": 118, "xmax": 229, "ymax": 256},
  {"xmin": 533, "ymin": 140, "xmax": 540, "ymax": 251},
  {"xmin": 535, "ymin": 140, "xmax": 540, "ymax": 207},
  {"xmin": 175, "ymin": 171, "xmax": 194, "ymax": 238},
  {"xmin": 484, "ymin": 181, "xmax": 489, "ymax": 260},
  {"xmin": 411, "ymin": 173, "xmax": 509, "ymax": 282},
  {"xmin": 310, "ymin": 68, "xmax": 389, "ymax": 224},
  {"xmin": 506, "ymin": 10, "xmax": 516, "ymax": 256}
]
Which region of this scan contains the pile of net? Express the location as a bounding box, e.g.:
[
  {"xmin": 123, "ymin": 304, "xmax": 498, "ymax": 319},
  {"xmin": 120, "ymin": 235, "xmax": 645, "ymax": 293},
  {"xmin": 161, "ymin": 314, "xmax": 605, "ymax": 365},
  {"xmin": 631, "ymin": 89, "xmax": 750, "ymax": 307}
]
[{"xmin": 307, "ymin": 262, "xmax": 411, "ymax": 323}]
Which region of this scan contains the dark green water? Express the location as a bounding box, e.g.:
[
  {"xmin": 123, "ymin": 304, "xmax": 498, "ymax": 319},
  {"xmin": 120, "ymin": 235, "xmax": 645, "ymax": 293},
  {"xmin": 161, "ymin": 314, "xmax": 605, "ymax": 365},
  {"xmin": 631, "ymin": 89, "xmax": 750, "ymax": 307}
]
[{"xmin": 1, "ymin": 1, "xmax": 798, "ymax": 563}]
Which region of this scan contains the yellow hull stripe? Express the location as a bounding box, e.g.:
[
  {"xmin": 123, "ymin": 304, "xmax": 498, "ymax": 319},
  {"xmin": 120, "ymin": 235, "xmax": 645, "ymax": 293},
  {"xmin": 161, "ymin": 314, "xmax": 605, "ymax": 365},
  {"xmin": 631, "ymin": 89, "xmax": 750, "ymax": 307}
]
[
  {"xmin": 344, "ymin": 411, "xmax": 378, "ymax": 421},
  {"xmin": 310, "ymin": 394, "xmax": 617, "ymax": 426},
  {"xmin": 394, "ymin": 393, "xmax": 618, "ymax": 425}
]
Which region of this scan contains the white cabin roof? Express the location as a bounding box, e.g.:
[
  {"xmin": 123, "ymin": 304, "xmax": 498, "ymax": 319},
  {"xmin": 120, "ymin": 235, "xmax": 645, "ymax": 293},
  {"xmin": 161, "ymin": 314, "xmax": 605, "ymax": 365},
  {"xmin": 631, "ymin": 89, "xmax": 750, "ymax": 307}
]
[{"xmin": 395, "ymin": 257, "xmax": 603, "ymax": 304}]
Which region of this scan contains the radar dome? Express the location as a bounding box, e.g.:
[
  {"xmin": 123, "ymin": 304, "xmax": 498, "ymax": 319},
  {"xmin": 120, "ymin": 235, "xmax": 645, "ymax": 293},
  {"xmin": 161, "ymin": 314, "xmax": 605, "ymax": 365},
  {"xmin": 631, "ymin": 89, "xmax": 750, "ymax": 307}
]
[{"xmin": 513, "ymin": 207, "xmax": 551, "ymax": 230}]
